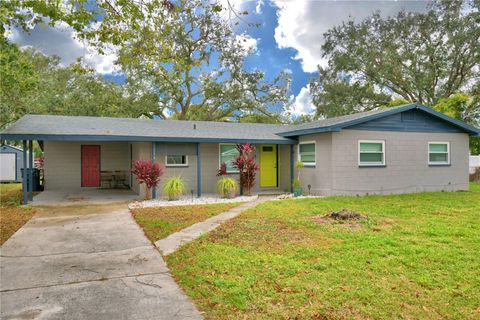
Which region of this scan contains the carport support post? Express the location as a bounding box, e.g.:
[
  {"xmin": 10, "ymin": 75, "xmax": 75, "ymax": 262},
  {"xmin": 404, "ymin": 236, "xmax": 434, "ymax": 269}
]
[
  {"xmin": 22, "ymin": 140, "xmax": 28, "ymax": 204},
  {"xmin": 196, "ymin": 143, "xmax": 201, "ymax": 197},
  {"xmin": 290, "ymin": 144, "xmax": 294, "ymax": 193},
  {"xmin": 29, "ymin": 140, "xmax": 33, "ymax": 201},
  {"xmin": 151, "ymin": 142, "xmax": 157, "ymax": 199}
]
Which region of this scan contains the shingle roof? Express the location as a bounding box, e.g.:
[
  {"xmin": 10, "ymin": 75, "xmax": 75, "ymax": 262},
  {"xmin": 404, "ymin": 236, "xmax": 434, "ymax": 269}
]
[
  {"xmin": 0, "ymin": 114, "xmax": 297, "ymax": 144},
  {"xmin": 277, "ymin": 103, "xmax": 480, "ymax": 137},
  {"xmin": 1, "ymin": 103, "xmax": 478, "ymax": 142}
]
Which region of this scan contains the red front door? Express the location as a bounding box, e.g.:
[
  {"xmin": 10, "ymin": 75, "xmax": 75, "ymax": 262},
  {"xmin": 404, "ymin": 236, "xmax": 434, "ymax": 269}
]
[{"xmin": 81, "ymin": 145, "xmax": 100, "ymax": 187}]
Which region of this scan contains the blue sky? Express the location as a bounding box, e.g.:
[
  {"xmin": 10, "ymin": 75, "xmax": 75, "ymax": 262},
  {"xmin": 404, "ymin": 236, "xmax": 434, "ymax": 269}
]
[{"xmin": 9, "ymin": 0, "xmax": 429, "ymax": 117}]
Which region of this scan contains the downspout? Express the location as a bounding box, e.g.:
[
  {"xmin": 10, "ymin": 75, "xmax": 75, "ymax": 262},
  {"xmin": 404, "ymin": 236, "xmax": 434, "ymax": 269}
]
[
  {"xmin": 29, "ymin": 140, "xmax": 33, "ymax": 201},
  {"xmin": 290, "ymin": 144, "xmax": 294, "ymax": 193},
  {"xmin": 151, "ymin": 142, "xmax": 156, "ymax": 199},
  {"xmin": 22, "ymin": 140, "xmax": 27, "ymax": 204},
  {"xmin": 196, "ymin": 143, "xmax": 201, "ymax": 197}
]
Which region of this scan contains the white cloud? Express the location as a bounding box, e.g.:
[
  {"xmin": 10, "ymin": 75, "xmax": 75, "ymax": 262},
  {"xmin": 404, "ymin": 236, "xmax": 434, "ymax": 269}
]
[
  {"xmin": 256, "ymin": 0, "xmax": 264, "ymax": 14},
  {"xmin": 235, "ymin": 33, "xmax": 258, "ymax": 54},
  {"xmin": 9, "ymin": 22, "xmax": 119, "ymax": 74},
  {"xmin": 285, "ymin": 86, "xmax": 315, "ymax": 117},
  {"xmin": 272, "ymin": 0, "xmax": 429, "ymax": 73}
]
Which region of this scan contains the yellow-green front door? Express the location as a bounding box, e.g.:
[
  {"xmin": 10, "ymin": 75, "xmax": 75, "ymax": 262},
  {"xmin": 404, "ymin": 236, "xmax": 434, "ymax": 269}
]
[{"xmin": 260, "ymin": 144, "xmax": 277, "ymax": 187}]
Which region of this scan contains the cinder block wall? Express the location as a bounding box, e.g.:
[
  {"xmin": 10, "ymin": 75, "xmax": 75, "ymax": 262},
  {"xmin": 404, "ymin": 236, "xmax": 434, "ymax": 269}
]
[
  {"xmin": 330, "ymin": 130, "xmax": 469, "ymax": 195},
  {"xmin": 44, "ymin": 141, "xmax": 129, "ymax": 190},
  {"xmin": 293, "ymin": 130, "xmax": 470, "ymax": 196}
]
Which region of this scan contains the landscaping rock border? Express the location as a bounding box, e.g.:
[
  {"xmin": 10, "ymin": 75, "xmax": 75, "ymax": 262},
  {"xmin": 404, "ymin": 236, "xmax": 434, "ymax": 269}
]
[{"xmin": 128, "ymin": 195, "xmax": 258, "ymax": 209}]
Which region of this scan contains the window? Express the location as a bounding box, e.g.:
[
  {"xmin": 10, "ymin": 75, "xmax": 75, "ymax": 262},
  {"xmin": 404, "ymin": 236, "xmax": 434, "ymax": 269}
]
[
  {"xmin": 219, "ymin": 144, "xmax": 240, "ymax": 173},
  {"xmin": 299, "ymin": 142, "xmax": 316, "ymax": 166},
  {"xmin": 428, "ymin": 142, "xmax": 450, "ymax": 165},
  {"xmin": 165, "ymin": 155, "xmax": 188, "ymax": 167},
  {"xmin": 358, "ymin": 140, "xmax": 385, "ymax": 166}
]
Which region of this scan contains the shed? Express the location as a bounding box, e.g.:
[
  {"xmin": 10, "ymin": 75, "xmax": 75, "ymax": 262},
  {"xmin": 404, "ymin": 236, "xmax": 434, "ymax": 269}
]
[{"xmin": 0, "ymin": 144, "xmax": 24, "ymax": 182}]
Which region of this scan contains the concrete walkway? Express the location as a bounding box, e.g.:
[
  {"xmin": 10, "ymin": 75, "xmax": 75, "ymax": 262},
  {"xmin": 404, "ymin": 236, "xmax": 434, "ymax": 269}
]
[
  {"xmin": 156, "ymin": 196, "xmax": 272, "ymax": 255},
  {"xmin": 1, "ymin": 203, "xmax": 202, "ymax": 320}
]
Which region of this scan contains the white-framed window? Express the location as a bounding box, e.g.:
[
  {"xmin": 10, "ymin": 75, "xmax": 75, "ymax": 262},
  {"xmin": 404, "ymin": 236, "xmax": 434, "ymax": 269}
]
[
  {"xmin": 358, "ymin": 140, "xmax": 385, "ymax": 166},
  {"xmin": 298, "ymin": 141, "xmax": 316, "ymax": 166},
  {"xmin": 219, "ymin": 144, "xmax": 240, "ymax": 173},
  {"xmin": 428, "ymin": 142, "xmax": 450, "ymax": 165},
  {"xmin": 165, "ymin": 155, "xmax": 188, "ymax": 167}
]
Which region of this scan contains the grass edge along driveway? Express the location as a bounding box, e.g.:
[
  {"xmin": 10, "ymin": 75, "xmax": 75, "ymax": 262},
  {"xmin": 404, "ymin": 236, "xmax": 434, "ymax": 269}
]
[
  {"xmin": 131, "ymin": 203, "xmax": 240, "ymax": 242},
  {"xmin": 166, "ymin": 183, "xmax": 480, "ymax": 320},
  {"xmin": 0, "ymin": 183, "xmax": 36, "ymax": 245}
]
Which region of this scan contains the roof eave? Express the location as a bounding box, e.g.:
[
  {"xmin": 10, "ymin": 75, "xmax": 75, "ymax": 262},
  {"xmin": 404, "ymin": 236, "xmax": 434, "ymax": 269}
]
[
  {"xmin": 0, "ymin": 133, "xmax": 298, "ymax": 145},
  {"xmin": 279, "ymin": 103, "xmax": 480, "ymax": 137}
]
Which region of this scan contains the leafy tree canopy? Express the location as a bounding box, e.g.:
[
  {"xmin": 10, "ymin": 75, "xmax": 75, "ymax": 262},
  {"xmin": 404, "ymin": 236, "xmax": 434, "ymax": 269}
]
[
  {"xmin": 310, "ymin": 0, "xmax": 479, "ymax": 119},
  {"xmin": 0, "ymin": 40, "xmax": 158, "ymax": 128},
  {"xmin": 2, "ymin": 0, "xmax": 290, "ymax": 122}
]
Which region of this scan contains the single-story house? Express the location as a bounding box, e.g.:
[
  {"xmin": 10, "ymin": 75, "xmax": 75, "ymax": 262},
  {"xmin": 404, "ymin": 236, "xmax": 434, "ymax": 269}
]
[{"xmin": 1, "ymin": 103, "xmax": 479, "ymax": 203}]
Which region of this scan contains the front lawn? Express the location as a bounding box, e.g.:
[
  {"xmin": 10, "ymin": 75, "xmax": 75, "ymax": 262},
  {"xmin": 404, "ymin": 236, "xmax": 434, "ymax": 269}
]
[
  {"xmin": 0, "ymin": 183, "xmax": 36, "ymax": 245},
  {"xmin": 167, "ymin": 183, "xmax": 480, "ymax": 320},
  {"xmin": 131, "ymin": 203, "xmax": 240, "ymax": 242}
]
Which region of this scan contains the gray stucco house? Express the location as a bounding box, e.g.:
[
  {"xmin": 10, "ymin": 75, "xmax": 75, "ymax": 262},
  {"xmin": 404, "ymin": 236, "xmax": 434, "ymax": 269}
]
[{"xmin": 1, "ymin": 103, "xmax": 479, "ymax": 202}]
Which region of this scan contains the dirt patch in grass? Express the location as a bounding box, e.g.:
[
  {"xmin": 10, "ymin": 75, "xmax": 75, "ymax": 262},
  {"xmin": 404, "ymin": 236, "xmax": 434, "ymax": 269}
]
[
  {"xmin": 131, "ymin": 203, "xmax": 240, "ymax": 242},
  {"xmin": 312, "ymin": 209, "xmax": 369, "ymax": 228}
]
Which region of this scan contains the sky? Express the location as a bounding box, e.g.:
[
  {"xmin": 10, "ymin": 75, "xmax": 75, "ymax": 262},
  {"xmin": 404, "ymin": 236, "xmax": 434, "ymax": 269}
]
[{"xmin": 9, "ymin": 0, "xmax": 430, "ymax": 118}]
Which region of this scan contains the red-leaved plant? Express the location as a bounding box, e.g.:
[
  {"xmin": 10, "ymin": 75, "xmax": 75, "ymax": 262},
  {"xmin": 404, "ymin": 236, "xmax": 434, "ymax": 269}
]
[
  {"xmin": 131, "ymin": 160, "xmax": 165, "ymax": 199},
  {"xmin": 232, "ymin": 144, "xmax": 259, "ymax": 196},
  {"xmin": 35, "ymin": 157, "xmax": 45, "ymax": 170},
  {"xmin": 217, "ymin": 162, "xmax": 228, "ymax": 176}
]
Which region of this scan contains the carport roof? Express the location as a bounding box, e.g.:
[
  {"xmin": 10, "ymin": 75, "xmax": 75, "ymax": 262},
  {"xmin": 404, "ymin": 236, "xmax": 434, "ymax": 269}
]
[{"xmin": 0, "ymin": 114, "xmax": 297, "ymax": 144}]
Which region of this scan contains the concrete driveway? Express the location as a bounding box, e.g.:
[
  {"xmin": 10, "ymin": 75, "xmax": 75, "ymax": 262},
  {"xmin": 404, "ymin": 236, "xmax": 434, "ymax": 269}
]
[{"xmin": 0, "ymin": 203, "xmax": 202, "ymax": 320}]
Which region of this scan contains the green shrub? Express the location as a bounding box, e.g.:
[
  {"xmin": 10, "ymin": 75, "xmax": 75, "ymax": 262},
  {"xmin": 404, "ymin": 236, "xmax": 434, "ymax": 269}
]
[
  {"xmin": 163, "ymin": 176, "xmax": 186, "ymax": 201},
  {"xmin": 292, "ymin": 179, "xmax": 301, "ymax": 188},
  {"xmin": 216, "ymin": 177, "xmax": 237, "ymax": 198}
]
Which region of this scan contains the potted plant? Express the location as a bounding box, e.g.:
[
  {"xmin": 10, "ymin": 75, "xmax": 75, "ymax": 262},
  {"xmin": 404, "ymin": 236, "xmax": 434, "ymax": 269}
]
[
  {"xmin": 131, "ymin": 160, "xmax": 164, "ymax": 200},
  {"xmin": 216, "ymin": 176, "xmax": 237, "ymax": 198},
  {"xmin": 292, "ymin": 160, "xmax": 304, "ymax": 197},
  {"xmin": 163, "ymin": 175, "xmax": 186, "ymax": 201}
]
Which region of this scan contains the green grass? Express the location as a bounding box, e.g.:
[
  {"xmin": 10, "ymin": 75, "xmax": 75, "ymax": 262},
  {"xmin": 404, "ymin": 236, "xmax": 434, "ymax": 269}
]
[
  {"xmin": 166, "ymin": 183, "xmax": 480, "ymax": 320},
  {"xmin": 131, "ymin": 203, "xmax": 240, "ymax": 242},
  {"xmin": 0, "ymin": 183, "xmax": 36, "ymax": 245}
]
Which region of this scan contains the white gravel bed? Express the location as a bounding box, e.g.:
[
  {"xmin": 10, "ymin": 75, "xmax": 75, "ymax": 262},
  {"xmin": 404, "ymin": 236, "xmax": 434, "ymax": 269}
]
[
  {"xmin": 274, "ymin": 193, "xmax": 325, "ymax": 200},
  {"xmin": 129, "ymin": 194, "xmax": 258, "ymax": 209}
]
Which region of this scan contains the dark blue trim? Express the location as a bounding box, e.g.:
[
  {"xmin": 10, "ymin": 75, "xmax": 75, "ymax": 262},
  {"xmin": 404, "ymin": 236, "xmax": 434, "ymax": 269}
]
[
  {"xmin": 22, "ymin": 140, "xmax": 27, "ymax": 205},
  {"xmin": 28, "ymin": 140, "xmax": 33, "ymax": 201},
  {"xmin": 151, "ymin": 142, "xmax": 156, "ymax": 199},
  {"xmin": 196, "ymin": 143, "xmax": 201, "ymax": 197},
  {"xmin": 279, "ymin": 104, "xmax": 480, "ymax": 137},
  {"xmin": 290, "ymin": 144, "xmax": 294, "ymax": 193},
  {"xmin": 0, "ymin": 134, "xmax": 298, "ymax": 145}
]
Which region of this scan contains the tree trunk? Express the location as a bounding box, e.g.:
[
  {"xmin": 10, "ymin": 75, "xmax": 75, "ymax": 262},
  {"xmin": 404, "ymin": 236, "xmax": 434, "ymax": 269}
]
[{"xmin": 144, "ymin": 184, "xmax": 151, "ymax": 200}]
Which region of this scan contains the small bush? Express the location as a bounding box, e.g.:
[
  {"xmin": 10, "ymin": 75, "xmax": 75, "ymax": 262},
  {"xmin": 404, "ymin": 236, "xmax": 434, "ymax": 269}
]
[
  {"xmin": 292, "ymin": 179, "xmax": 301, "ymax": 188},
  {"xmin": 163, "ymin": 176, "xmax": 186, "ymax": 201},
  {"xmin": 217, "ymin": 177, "xmax": 237, "ymax": 198},
  {"xmin": 232, "ymin": 144, "xmax": 258, "ymax": 196},
  {"xmin": 131, "ymin": 160, "xmax": 164, "ymax": 199}
]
